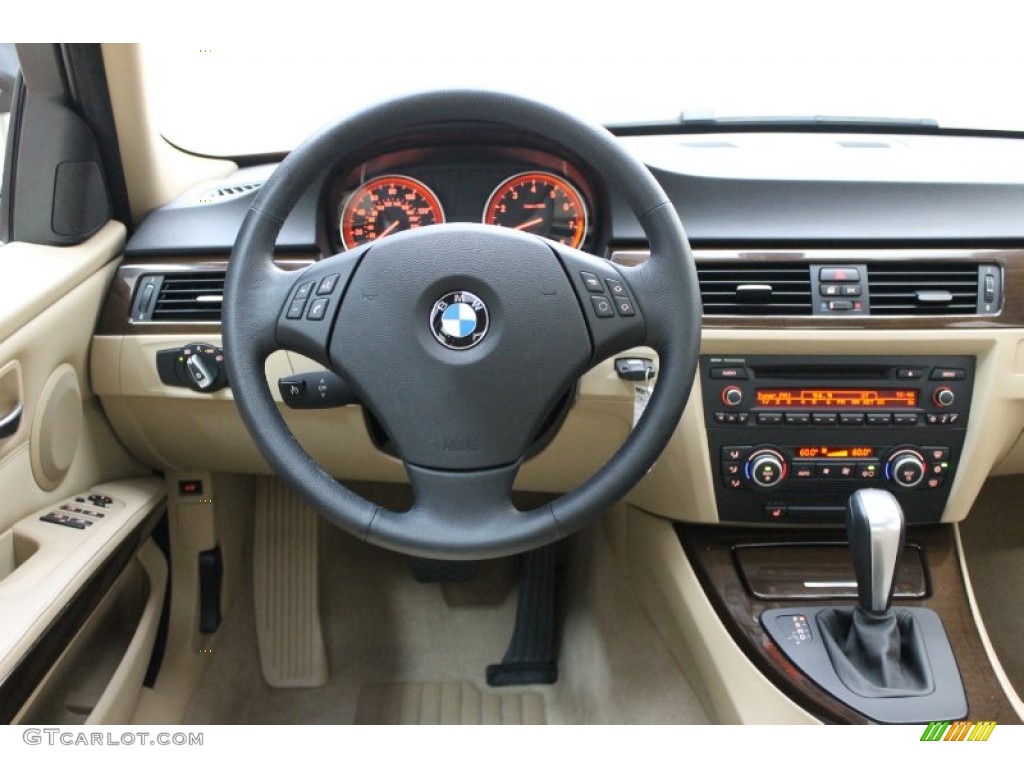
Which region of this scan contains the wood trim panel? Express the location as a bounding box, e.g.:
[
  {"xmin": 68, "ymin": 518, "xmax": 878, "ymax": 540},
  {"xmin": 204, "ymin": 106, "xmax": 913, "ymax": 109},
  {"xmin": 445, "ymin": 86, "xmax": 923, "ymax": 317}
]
[
  {"xmin": 95, "ymin": 255, "xmax": 316, "ymax": 336},
  {"xmin": 614, "ymin": 247, "xmax": 1024, "ymax": 330},
  {"xmin": 678, "ymin": 523, "xmax": 1021, "ymax": 724},
  {"xmin": 101, "ymin": 248, "xmax": 1024, "ymax": 335}
]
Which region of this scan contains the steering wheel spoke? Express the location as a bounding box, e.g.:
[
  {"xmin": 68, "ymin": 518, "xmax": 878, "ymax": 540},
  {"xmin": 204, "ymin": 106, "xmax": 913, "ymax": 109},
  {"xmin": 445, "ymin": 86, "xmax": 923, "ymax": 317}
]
[
  {"xmin": 365, "ymin": 462, "xmax": 558, "ymax": 559},
  {"xmin": 549, "ymin": 242, "xmax": 648, "ymax": 362},
  {"xmin": 275, "ymin": 250, "xmax": 364, "ymax": 367}
]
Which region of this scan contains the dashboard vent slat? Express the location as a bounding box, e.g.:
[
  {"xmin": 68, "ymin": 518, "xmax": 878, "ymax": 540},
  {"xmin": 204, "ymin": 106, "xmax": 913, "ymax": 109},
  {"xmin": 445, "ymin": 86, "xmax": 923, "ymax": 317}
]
[
  {"xmin": 867, "ymin": 264, "xmax": 979, "ymax": 316},
  {"xmin": 151, "ymin": 273, "xmax": 226, "ymax": 321},
  {"xmin": 697, "ymin": 263, "xmax": 812, "ymax": 315}
]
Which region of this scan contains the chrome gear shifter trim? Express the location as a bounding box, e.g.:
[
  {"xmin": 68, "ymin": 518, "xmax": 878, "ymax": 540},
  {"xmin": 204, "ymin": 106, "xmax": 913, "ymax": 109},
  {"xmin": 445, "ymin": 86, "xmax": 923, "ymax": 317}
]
[{"xmin": 847, "ymin": 488, "xmax": 905, "ymax": 614}]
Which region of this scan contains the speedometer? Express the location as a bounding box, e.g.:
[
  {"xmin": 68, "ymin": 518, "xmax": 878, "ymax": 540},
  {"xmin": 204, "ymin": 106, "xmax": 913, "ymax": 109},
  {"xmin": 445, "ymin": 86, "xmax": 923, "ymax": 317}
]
[
  {"xmin": 340, "ymin": 175, "xmax": 445, "ymax": 250},
  {"xmin": 483, "ymin": 172, "xmax": 588, "ymax": 248}
]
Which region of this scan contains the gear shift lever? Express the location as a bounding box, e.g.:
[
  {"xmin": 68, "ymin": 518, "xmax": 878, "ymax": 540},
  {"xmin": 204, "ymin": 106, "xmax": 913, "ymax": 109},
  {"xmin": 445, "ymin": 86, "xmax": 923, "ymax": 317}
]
[{"xmin": 847, "ymin": 488, "xmax": 905, "ymax": 613}]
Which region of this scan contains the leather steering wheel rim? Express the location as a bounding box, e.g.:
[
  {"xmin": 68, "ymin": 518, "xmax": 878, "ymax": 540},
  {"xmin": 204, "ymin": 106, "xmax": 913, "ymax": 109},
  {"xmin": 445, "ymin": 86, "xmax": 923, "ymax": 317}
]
[{"xmin": 224, "ymin": 90, "xmax": 701, "ymax": 560}]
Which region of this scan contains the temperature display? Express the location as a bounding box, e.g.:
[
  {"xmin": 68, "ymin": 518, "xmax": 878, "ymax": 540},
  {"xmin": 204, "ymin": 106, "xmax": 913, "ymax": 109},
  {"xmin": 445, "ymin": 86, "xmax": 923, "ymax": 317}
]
[
  {"xmin": 755, "ymin": 388, "xmax": 918, "ymax": 408},
  {"xmin": 796, "ymin": 446, "xmax": 875, "ymax": 459}
]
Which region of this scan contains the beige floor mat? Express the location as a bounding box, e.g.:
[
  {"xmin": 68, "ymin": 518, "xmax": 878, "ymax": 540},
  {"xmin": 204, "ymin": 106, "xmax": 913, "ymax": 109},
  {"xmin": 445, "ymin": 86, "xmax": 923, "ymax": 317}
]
[
  {"xmin": 183, "ymin": 482, "xmax": 708, "ymax": 725},
  {"xmin": 355, "ymin": 681, "xmax": 546, "ymax": 724}
]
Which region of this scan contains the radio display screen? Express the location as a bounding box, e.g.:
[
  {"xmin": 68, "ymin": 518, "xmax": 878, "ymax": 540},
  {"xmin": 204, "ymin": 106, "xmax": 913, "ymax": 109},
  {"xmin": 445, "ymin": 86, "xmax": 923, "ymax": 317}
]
[{"xmin": 755, "ymin": 388, "xmax": 918, "ymax": 408}]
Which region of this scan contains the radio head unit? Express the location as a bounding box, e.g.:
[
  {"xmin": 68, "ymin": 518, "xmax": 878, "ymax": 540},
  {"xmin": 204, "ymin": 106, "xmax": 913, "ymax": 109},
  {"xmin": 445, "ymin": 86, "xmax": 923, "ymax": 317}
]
[{"xmin": 700, "ymin": 355, "xmax": 975, "ymax": 525}]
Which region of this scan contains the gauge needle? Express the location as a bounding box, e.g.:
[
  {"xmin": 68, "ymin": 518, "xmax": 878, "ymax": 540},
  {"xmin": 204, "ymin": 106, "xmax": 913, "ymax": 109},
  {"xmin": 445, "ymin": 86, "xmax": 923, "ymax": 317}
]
[
  {"xmin": 514, "ymin": 217, "xmax": 544, "ymax": 231},
  {"xmin": 378, "ymin": 221, "xmax": 401, "ymax": 238}
]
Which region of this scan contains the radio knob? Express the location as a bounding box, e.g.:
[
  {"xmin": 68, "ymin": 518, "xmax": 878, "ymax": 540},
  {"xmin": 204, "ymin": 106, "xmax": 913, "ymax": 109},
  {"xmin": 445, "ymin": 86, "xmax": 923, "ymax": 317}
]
[
  {"xmin": 722, "ymin": 385, "xmax": 744, "ymax": 407},
  {"xmin": 933, "ymin": 387, "xmax": 955, "ymax": 408},
  {"xmin": 746, "ymin": 449, "xmax": 788, "ymax": 489},
  {"xmin": 886, "ymin": 449, "xmax": 926, "ymax": 489}
]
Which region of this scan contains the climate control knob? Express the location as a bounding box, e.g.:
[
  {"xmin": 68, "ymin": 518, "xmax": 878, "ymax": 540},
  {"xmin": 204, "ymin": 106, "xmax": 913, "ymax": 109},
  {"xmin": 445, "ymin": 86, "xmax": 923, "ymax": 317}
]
[
  {"xmin": 746, "ymin": 448, "xmax": 788, "ymax": 488},
  {"xmin": 886, "ymin": 449, "xmax": 926, "ymax": 489}
]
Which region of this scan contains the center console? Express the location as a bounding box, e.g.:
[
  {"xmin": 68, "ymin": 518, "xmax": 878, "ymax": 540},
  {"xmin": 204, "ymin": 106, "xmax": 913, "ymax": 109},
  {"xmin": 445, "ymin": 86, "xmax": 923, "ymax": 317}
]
[{"xmin": 700, "ymin": 355, "xmax": 975, "ymax": 524}]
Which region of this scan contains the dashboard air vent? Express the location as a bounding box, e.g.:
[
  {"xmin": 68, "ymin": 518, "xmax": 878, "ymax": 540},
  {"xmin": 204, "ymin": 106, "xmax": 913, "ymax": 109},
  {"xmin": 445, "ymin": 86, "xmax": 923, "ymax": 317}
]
[
  {"xmin": 697, "ymin": 263, "xmax": 812, "ymax": 316},
  {"xmin": 151, "ymin": 273, "xmax": 225, "ymax": 321},
  {"xmin": 198, "ymin": 182, "xmax": 263, "ymax": 204},
  {"xmin": 867, "ymin": 264, "xmax": 980, "ymax": 315}
]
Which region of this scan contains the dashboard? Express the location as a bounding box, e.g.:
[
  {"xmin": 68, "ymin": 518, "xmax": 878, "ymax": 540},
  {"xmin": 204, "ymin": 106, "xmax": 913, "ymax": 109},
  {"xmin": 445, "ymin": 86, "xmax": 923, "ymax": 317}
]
[{"xmin": 94, "ymin": 125, "xmax": 1024, "ymax": 530}]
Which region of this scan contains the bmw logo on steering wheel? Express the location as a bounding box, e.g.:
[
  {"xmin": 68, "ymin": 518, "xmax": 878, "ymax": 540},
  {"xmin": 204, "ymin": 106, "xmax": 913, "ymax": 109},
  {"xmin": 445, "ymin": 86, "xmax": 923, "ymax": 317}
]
[{"xmin": 430, "ymin": 291, "xmax": 490, "ymax": 350}]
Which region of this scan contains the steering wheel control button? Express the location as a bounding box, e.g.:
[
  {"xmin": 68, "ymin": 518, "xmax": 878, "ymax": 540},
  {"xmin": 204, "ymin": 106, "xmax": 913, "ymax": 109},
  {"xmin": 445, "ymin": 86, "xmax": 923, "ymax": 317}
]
[
  {"xmin": 605, "ymin": 278, "xmax": 626, "ymax": 296},
  {"xmin": 580, "ymin": 272, "xmax": 603, "ymax": 293},
  {"xmin": 316, "ymin": 274, "xmax": 339, "ymax": 295},
  {"xmin": 430, "ymin": 291, "xmax": 490, "ymax": 350},
  {"xmin": 286, "ymin": 299, "xmax": 306, "ymax": 319},
  {"xmin": 307, "ymin": 298, "xmax": 330, "ymax": 321},
  {"xmin": 590, "ymin": 295, "xmax": 615, "ymax": 318},
  {"xmin": 279, "ymin": 378, "xmax": 307, "ymax": 403},
  {"xmin": 614, "ymin": 297, "xmax": 636, "ymax": 317},
  {"xmin": 294, "ymin": 281, "xmax": 315, "ymax": 301}
]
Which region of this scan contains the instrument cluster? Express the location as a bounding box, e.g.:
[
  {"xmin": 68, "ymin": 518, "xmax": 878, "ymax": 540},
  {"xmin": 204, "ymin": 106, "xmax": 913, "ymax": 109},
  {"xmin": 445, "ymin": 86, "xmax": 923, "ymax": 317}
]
[{"xmin": 325, "ymin": 145, "xmax": 597, "ymax": 254}]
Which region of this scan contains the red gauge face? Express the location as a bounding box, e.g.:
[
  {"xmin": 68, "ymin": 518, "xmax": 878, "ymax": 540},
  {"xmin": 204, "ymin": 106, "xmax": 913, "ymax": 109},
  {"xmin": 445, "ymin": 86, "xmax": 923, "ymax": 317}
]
[
  {"xmin": 340, "ymin": 175, "xmax": 444, "ymax": 250},
  {"xmin": 484, "ymin": 172, "xmax": 588, "ymax": 248}
]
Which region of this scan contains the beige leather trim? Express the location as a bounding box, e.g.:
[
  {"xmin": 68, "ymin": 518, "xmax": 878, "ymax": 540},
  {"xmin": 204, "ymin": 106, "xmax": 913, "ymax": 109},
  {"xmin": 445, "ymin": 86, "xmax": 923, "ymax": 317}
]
[
  {"xmin": 0, "ymin": 477, "xmax": 165, "ymax": 685},
  {"xmin": 0, "ymin": 261, "xmax": 148, "ymax": 533},
  {"xmin": 622, "ymin": 507, "xmax": 818, "ymax": 723},
  {"xmin": 0, "ymin": 221, "xmax": 125, "ymax": 342},
  {"xmin": 101, "ymin": 45, "xmax": 237, "ymax": 222}
]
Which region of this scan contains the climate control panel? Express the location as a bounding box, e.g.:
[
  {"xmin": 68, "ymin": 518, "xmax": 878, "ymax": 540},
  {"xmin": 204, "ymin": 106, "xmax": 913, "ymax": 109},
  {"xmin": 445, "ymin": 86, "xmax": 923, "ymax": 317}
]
[{"xmin": 701, "ymin": 354, "xmax": 974, "ymax": 524}]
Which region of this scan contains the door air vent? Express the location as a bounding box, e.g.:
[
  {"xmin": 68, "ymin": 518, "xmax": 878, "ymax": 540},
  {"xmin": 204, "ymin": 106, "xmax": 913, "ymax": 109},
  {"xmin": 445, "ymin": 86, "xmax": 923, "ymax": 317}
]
[
  {"xmin": 697, "ymin": 263, "xmax": 812, "ymax": 316},
  {"xmin": 137, "ymin": 273, "xmax": 226, "ymax": 322},
  {"xmin": 866, "ymin": 264, "xmax": 982, "ymax": 316}
]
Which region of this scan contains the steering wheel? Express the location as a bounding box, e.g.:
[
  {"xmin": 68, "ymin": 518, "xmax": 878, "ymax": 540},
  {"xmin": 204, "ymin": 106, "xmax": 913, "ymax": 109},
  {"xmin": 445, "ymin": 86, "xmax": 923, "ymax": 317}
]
[{"xmin": 224, "ymin": 91, "xmax": 701, "ymax": 560}]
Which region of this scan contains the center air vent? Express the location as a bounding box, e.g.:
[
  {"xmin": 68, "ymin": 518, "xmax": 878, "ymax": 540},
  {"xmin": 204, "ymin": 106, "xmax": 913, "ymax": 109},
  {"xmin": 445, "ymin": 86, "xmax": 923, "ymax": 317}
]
[
  {"xmin": 697, "ymin": 263, "xmax": 812, "ymax": 316},
  {"xmin": 866, "ymin": 264, "xmax": 982, "ymax": 316},
  {"xmin": 132, "ymin": 273, "xmax": 226, "ymax": 322}
]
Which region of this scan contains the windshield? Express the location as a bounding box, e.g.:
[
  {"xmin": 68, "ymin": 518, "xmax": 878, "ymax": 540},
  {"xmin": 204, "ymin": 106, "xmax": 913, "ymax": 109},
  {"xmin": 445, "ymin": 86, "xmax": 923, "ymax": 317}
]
[{"xmin": 144, "ymin": 3, "xmax": 1022, "ymax": 157}]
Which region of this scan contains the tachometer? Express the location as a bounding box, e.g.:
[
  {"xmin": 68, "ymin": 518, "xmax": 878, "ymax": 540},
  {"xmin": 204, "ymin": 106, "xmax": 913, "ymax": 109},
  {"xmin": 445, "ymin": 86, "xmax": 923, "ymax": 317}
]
[
  {"xmin": 340, "ymin": 175, "xmax": 444, "ymax": 250},
  {"xmin": 484, "ymin": 171, "xmax": 588, "ymax": 248}
]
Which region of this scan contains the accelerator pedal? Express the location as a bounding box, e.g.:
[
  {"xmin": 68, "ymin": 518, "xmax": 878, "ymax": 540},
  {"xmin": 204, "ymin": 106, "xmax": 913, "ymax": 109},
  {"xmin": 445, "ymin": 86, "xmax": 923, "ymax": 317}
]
[
  {"xmin": 486, "ymin": 543, "xmax": 559, "ymax": 687},
  {"xmin": 253, "ymin": 477, "xmax": 328, "ymax": 687}
]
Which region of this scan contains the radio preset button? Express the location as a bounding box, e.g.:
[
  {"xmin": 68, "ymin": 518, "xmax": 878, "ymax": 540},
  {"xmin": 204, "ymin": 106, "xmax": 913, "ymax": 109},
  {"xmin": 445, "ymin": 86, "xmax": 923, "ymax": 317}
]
[
  {"xmin": 866, "ymin": 413, "xmax": 892, "ymax": 426},
  {"xmin": 784, "ymin": 413, "xmax": 810, "ymax": 425},
  {"xmin": 893, "ymin": 414, "xmax": 919, "ymax": 426},
  {"xmin": 811, "ymin": 413, "xmax": 838, "ymax": 426},
  {"xmin": 757, "ymin": 412, "xmax": 783, "ymax": 425},
  {"xmin": 839, "ymin": 413, "xmax": 865, "ymax": 426}
]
